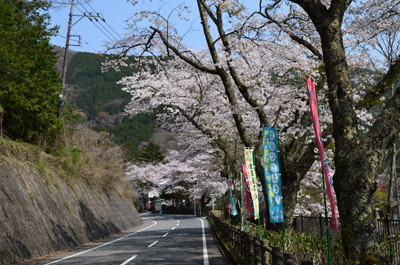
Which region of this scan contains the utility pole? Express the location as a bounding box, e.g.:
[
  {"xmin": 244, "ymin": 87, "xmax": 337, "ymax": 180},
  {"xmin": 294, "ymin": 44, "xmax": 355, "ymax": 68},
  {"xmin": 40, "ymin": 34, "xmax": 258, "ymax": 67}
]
[{"xmin": 61, "ymin": 0, "xmax": 74, "ymax": 89}]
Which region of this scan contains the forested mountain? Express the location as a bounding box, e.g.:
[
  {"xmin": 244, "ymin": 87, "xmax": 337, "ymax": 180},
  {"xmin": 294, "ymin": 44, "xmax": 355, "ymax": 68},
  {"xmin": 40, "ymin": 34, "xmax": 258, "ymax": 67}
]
[{"xmin": 64, "ymin": 51, "xmax": 158, "ymax": 154}]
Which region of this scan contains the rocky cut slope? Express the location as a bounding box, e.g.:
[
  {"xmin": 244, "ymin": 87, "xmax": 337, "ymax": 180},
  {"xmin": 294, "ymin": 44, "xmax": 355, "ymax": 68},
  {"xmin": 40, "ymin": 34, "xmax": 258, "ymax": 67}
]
[{"xmin": 0, "ymin": 139, "xmax": 143, "ymax": 264}]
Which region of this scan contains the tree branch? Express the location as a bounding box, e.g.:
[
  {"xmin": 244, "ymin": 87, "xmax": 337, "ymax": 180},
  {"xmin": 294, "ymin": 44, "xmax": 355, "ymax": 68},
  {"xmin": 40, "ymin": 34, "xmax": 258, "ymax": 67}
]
[{"xmin": 149, "ymin": 26, "xmax": 218, "ymax": 75}]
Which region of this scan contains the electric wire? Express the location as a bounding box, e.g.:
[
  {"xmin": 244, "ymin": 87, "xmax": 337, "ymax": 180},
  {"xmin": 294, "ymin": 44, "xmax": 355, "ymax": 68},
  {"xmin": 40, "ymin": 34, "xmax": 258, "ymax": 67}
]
[
  {"xmin": 0, "ymin": 61, "xmax": 35, "ymax": 85},
  {"xmin": 72, "ymin": 99, "xmax": 168, "ymax": 154},
  {"xmin": 79, "ymin": 36, "xmax": 98, "ymax": 52},
  {"xmin": 71, "ymin": 1, "xmax": 115, "ymax": 42},
  {"xmin": 73, "ymin": 0, "xmax": 118, "ymax": 42},
  {"xmin": 83, "ymin": 0, "xmax": 123, "ymax": 39}
]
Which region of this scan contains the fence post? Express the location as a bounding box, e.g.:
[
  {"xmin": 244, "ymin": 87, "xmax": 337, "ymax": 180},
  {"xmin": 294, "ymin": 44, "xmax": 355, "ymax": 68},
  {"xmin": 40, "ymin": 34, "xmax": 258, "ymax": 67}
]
[
  {"xmin": 236, "ymin": 227, "xmax": 240, "ymax": 249},
  {"xmin": 272, "ymin": 246, "xmax": 280, "ymax": 265},
  {"xmin": 301, "ymin": 214, "xmax": 304, "ymax": 232},
  {"xmin": 248, "ymin": 235, "xmax": 255, "ymax": 263},
  {"xmin": 233, "ymin": 226, "xmax": 237, "ymax": 249},
  {"xmin": 301, "ymin": 261, "xmax": 313, "ymax": 265},
  {"xmin": 262, "ymin": 239, "xmax": 270, "ymax": 265},
  {"xmin": 284, "ymin": 253, "xmax": 294, "ymax": 264},
  {"xmin": 293, "ymin": 216, "xmax": 297, "ymax": 230},
  {"xmin": 319, "ymin": 214, "xmax": 323, "ymax": 238},
  {"xmin": 240, "ymin": 231, "xmax": 245, "ymax": 257},
  {"xmin": 230, "ymin": 225, "xmax": 234, "ymax": 242},
  {"xmin": 244, "ymin": 233, "xmax": 249, "ymax": 260},
  {"xmin": 254, "ymin": 238, "xmax": 261, "ymax": 265}
]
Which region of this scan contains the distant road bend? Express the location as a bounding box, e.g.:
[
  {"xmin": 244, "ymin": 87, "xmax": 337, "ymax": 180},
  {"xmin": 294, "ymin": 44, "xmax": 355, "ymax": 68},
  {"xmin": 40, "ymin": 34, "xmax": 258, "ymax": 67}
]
[{"xmin": 26, "ymin": 213, "xmax": 231, "ymax": 265}]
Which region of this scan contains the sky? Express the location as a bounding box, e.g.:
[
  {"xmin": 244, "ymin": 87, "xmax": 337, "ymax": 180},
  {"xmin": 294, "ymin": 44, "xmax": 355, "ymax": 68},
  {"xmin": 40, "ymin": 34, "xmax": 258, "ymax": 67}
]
[
  {"xmin": 48, "ymin": 0, "xmax": 208, "ymax": 54},
  {"xmin": 49, "ymin": 0, "xmax": 143, "ymax": 53}
]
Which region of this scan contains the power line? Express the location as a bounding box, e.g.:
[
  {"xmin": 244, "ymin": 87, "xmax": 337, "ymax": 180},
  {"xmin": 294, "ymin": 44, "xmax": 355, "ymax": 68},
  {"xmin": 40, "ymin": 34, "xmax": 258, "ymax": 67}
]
[
  {"xmin": 79, "ymin": 35, "xmax": 98, "ymax": 52},
  {"xmin": 0, "ymin": 61, "xmax": 35, "ymax": 85},
  {"xmin": 83, "ymin": 0, "xmax": 122, "ymax": 39},
  {"xmin": 73, "ymin": 100, "xmax": 168, "ymax": 153},
  {"xmin": 72, "ymin": 0, "xmax": 117, "ymax": 42}
]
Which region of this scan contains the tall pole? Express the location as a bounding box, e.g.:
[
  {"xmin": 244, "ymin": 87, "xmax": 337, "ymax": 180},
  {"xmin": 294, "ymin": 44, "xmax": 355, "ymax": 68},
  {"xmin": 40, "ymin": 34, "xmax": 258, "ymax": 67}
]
[
  {"xmin": 61, "ymin": 0, "xmax": 74, "ymax": 89},
  {"xmin": 315, "ymin": 84, "xmax": 332, "ymax": 265}
]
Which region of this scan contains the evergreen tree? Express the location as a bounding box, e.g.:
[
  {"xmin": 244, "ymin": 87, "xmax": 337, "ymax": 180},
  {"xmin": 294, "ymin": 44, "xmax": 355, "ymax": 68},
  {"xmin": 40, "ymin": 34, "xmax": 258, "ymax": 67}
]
[
  {"xmin": 0, "ymin": 0, "xmax": 62, "ymax": 145},
  {"xmin": 137, "ymin": 142, "xmax": 165, "ymax": 164}
]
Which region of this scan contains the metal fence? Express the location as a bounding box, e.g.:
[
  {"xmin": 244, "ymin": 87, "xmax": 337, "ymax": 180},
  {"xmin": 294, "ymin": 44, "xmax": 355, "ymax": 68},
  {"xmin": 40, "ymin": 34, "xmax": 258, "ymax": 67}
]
[{"xmin": 209, "ymin": 212, "xmax": 313, "ymax": 265}]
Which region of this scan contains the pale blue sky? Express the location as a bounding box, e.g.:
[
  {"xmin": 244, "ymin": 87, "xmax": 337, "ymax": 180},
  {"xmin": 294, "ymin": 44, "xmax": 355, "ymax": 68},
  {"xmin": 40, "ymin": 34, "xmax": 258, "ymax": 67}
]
[
  {"xmin": 49, "ymin": 1, "xmax": 261, "ymax": 54},
  {"xmin": 49, "ymin": 0, "xmax": 209, "ymax": 53}
]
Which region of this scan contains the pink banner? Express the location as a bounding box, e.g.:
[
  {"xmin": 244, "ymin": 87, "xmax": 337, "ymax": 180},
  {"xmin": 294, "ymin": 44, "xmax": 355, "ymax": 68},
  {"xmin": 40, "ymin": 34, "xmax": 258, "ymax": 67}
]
[
  {"xmin": 306, "ymin": 76, "xmax": 338, "ymax": 230},
  {"xmin": 242, "ymin": 169, "xmax": 255, "ymax": 218}
]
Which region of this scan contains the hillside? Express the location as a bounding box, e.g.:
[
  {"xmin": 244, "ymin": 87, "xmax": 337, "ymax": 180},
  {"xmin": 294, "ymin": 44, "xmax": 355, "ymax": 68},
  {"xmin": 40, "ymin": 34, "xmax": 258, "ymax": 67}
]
[{"xmin": 59, "ymin": 50, "xmax": 160, "ymax": 153}]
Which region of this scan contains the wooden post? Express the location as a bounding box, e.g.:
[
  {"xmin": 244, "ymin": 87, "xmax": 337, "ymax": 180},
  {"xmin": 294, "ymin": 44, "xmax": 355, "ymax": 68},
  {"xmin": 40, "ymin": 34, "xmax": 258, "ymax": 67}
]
[
  {"xmin": 235, "ymin": 228, "xmax": 240, "ymax": 248},
  {"xmin": 284, "ymin": 253, "xmax": 294, "ymax": 264},
  {"xmin": 319, "ymin": 214, "xmax": 323, "ymax": 237},
  {"xmin": 301, "ymin": 214, "xmax": 304, "ymax": 232},
  {"xmin": 254, "ymin": 238, "xmax": 262, "ymax": 265},
  {"xmin": 272, "ymin": 246, "xmax": 280, "ymax": 265},
  {"xmin": 244, "ymin": 233, "xmax": 249, "ymax": 260},
  {"xmin": 248, "ymin": 235, "xmax": 255, "ymax": 263},
  {"xmin": 233, "ymin": 226, "xmax": 237, "ymax": 249},
  {"xmin": 240, "ymin": 231, "xmax": 245, "ymax": 256},
  {"xmin": 262, "ymin": 239, "xmax": 270, "ymax": 265}
]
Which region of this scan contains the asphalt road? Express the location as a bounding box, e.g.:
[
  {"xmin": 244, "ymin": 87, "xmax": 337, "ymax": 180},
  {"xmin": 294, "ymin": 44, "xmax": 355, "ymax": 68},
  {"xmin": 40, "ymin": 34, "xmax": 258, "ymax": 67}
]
[{"xmin": 24, "ymin": 214, "xmax": 231, "ymax": 265}]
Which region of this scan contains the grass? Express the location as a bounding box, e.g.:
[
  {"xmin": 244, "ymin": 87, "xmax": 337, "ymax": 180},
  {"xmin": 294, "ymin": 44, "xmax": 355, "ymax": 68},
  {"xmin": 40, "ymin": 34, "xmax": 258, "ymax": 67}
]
[{"xmin": 0, "ymin": 124, "xmax": 133, "ymax": 198}]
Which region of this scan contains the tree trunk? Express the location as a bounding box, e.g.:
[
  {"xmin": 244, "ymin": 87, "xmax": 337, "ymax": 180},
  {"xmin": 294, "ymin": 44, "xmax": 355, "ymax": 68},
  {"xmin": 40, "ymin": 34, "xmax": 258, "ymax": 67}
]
[
  {"xmin": 334, "ymin": 86, "xmax": 400, "ymax": 261},
  {"xmin": 319, "ymin": 22, "xmax": 382, "ymax": 261},
  {"xmin": 306, "ymin": 3, "xmax": 400, "ymax": 261}
]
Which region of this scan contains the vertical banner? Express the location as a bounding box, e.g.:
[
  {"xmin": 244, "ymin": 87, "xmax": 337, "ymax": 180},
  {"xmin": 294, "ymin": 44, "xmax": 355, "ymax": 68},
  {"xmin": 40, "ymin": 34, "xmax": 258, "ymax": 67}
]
[
  {"xmin": 263, "ymin": 127, "xmax": 284, "ymax": 223},
  {"xmin": 244, "ymin": 147, "xmax": 260, "ymax": 220},
  {"xmin": 227, "ymin": 180, "xmax": 238, "ymax": 216},
  {"xmin": 242, "ymin": 169, "xmax": 255, "ymax": 218},
  {"xmin": 306, "ymin": 76, "xmax": 338, "ymax": 230}
]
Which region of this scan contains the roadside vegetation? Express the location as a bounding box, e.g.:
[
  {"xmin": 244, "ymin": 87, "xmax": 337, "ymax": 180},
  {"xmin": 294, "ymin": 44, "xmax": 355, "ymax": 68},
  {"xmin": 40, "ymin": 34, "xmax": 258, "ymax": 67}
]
[{"xmin": 0, "ymin": 0, "xmax": 134, "ymax": 198}]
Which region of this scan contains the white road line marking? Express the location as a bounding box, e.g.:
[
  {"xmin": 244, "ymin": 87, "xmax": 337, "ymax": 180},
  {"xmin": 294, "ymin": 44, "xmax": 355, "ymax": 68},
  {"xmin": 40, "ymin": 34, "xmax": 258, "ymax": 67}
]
[
  {"xmin": 44, "ymin": 219, "xmax": 157, "ymax": 265},
  {"xmin": 196, "ymin": 217, "xmax": 209, "ymax": 265},
  {"xmin": 171, "ymin": 227, "xmax": 176, "ymax": 230},
  {"xmin": 120, "ymin": 255, "xmax": 138, "ymax": 265},
  {"xmin": 148, "ymin": 240, "xmax": 158, "ymax": 248},
  {"xmin": 163, "ymin": 232, "xmax": 169, "ymax": 237}
]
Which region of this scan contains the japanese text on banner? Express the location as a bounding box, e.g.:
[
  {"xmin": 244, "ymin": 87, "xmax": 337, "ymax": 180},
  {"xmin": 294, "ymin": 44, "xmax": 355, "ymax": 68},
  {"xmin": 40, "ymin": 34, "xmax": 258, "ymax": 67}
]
[
  {"xmin": 243, "ymin": 147, "xmax": 259, "ymax": 220},
  {"xmin": 263, "ymin": 127, "xmax": 284, "ymax": 223}
]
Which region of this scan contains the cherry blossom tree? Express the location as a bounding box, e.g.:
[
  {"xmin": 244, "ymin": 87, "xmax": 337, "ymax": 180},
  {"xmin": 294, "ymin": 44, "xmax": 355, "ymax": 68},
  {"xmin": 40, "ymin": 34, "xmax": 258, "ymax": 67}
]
[
  {"xmin": 125, "ymin": 132, "xmax": 228, "ymax": 202},
  {"xmin": 107, "ymin": 0, "xmax": 399, "ymax": 261},
  {"xmin": 111, "ymin": 0, "xmax": 329, "ymax": 230},
  {"xmin": 256, "ymin": 0, "xmax": 400, "ymax": 261}
]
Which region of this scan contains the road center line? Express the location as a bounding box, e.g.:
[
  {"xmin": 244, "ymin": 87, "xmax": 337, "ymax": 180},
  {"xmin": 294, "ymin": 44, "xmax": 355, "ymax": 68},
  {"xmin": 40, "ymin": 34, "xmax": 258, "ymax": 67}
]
[
  {"xmin": 120, "ymin": 255, "xmax": 137, "ymax": 265},
  {"xmin": 148, "ymin": 240, "xmax": 158, "ymax": 248},
  {"xmin": 196, "ymin": 217, "xmax": 209, "ymax": 265},
  {"xmin": 171, "ymin": 227, "xmax": 176, "ymax": 230},
  {"xmin": 44, "ymin": 219, "xmax": 157, "ymax": 265},
  {"xmin": 163, "ymin": 232, "xmax": 169, "ymax": 237}
]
